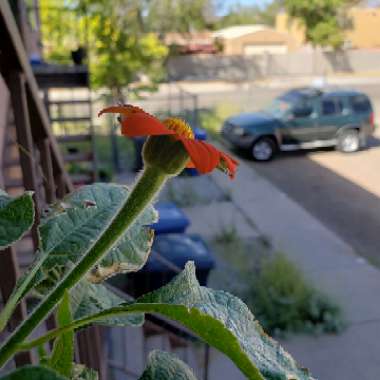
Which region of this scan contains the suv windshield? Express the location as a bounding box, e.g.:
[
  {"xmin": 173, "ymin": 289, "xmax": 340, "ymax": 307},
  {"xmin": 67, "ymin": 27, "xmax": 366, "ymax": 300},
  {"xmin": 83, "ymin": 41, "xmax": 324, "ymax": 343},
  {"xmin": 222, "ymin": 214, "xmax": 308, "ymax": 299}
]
[
  {"xmin": 264, "ymin": 99, "xmax": 293, "ymax": 118},
  {"xmin": 264, "ymin": 92, "xmax": 306, "ymax": 118}
]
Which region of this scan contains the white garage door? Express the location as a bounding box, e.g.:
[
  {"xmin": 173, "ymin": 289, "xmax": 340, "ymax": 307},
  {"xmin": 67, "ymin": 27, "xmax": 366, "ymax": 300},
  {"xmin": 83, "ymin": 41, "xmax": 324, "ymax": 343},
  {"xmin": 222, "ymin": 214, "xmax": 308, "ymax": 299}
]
[{"xmin": 243, "ymin": 44, "xmax": 287, "ymax": 55}]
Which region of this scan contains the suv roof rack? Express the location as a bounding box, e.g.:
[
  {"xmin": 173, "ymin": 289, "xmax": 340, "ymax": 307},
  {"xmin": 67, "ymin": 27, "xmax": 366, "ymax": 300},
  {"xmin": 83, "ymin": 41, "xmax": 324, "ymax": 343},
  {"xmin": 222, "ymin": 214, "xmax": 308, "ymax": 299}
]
[{"xmin": 286, "ymin": 87, "xmax": 324, "ymax": 98}]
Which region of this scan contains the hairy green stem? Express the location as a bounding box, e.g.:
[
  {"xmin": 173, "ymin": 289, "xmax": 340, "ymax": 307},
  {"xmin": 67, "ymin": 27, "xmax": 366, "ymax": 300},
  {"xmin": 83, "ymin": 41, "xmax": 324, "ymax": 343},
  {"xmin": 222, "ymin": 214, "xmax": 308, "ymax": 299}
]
[
  {"xmin": 17, "ymin": 304, "xmax": 143, "ymax": 351},
  {"xmin": 0, "ymin": 166, "xmax": 167, "ymax": 368}
]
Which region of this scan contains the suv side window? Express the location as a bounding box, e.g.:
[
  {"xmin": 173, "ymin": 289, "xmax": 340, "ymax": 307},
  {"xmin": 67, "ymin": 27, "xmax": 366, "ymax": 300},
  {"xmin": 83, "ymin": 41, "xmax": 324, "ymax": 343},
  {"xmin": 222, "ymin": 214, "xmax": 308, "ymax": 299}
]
[
  {"xmin": 293, "ymin": 99, "xmax": 313, "ymax": 118},
  {"xmin": 321, "ymin": 97, "xmax": 343, "ymax": 116},
  {"xmin": 350, "ymin": 95, "xmax": 371, "ymax": 113}
]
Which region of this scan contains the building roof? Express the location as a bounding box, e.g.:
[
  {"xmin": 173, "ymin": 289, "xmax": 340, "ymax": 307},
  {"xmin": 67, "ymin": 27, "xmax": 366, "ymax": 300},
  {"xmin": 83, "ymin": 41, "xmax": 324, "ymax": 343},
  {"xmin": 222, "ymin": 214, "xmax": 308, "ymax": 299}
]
[
  {"xmin": 212, "ymin": 24, "xmax": 269, "ymax": 39},
  {"xmin": 164, "ymin": 32, "xmax": 213, "ymax": 46}
]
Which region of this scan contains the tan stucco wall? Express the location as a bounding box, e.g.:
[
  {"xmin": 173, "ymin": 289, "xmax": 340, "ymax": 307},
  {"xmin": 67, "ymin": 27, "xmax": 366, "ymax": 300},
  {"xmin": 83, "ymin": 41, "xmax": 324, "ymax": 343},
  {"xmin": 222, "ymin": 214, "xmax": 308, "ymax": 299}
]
[
  {"xmin": 222, "ymin": 29, "xmax": 296, "ymax": 55},
  {"xmin": 276, "ymin": 8, "xmax": 380, "ymax": 49},
  {"xmin": 347, "ymin": 8, "xmax": 380, "ymax": 48},
  {"xmin": 276, "ymin": 13, "xmax": 305, "ymax": 48}
]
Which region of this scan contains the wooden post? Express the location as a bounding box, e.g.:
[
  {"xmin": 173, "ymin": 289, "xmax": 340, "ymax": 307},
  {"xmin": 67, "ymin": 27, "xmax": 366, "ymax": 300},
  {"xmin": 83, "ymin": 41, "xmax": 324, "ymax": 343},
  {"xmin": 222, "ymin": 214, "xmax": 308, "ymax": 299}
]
[
  {"xmin": 0, "ymin": 248, "xmax": 33, "ymax": 366},
  {"xmin": 37, "ymin": 138, "xmax": 56, "ymax": 203},
  {"xmin": 7, "ymin": 71, "xmax": 40, "ymax": 247},
  {"xmin": 77, "ymin": 327, "xmax": 107, "ymax": 379}
]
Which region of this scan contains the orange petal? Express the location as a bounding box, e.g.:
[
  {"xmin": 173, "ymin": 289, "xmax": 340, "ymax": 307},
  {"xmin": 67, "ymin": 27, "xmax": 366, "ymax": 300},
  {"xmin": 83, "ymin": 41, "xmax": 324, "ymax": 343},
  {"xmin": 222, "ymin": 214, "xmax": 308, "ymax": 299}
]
[
  {"xmin": 219, "ymin": 151, "xmax": 239, "ymax": 179},
  {"xmin": 98, "ymin": 105, "xmax": 144, "ymax": 117},
  {"xmin": 121, "ymin": 113, "xmax": 176, "ymax": 137},
  {"xmin": 180, "ymin": 138, "xmax": 238, "ymax": 179},
  {"xmin": 179, "ymin": 139, "xmax": 220, "ymax": 175}
]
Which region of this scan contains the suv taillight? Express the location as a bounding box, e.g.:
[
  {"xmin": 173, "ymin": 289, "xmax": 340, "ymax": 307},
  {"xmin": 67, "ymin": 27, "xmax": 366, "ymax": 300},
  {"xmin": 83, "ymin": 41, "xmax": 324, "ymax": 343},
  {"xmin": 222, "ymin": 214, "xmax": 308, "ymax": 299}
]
[{"xmin": 370, "ymin": 112, "xmax": 375, "ymax": 130}]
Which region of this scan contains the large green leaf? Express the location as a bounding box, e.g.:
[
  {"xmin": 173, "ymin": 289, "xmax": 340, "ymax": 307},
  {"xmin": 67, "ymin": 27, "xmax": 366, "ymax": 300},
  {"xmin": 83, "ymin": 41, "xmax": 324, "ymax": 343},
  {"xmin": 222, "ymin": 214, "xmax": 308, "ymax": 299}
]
[
  {"xmin": 71, "ymin": 279, "xmax": 144, "ymax": 327},
  {"xmin": 27, "ymin": 263, "xmax": 313, "ymax": 380},
  {"xmin": 2, "ymin": 183, "xmax": 152, "ymax": 330},
  {"xmin": 0, "ymin": 366, "xmax": 67, "ymax": 380},
  {"xmin": 133, "ymin": 262, "xmax": 312, "ymax": 380},
  {"xmin": 38, "ymin": 183, "xmax": 157, "ymax": 283},
  {"xmin": 0, "ymin": 190, "xmax": 34, "ymax": 250},
  {"xmin": 49, "ymin": 291, "xmax": 74, "ymax": 377},
  {"xmin": 138, "ymin": 350, "xmax": 198, "ymax": 380}
]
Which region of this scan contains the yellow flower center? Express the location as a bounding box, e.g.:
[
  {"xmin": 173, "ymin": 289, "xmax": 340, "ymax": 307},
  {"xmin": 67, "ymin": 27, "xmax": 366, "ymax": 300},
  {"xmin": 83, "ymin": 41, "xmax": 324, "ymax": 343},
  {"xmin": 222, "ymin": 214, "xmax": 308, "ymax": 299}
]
[{"xmin": 163, "ymin": 118, "xmax": 194, "ymax": 139}]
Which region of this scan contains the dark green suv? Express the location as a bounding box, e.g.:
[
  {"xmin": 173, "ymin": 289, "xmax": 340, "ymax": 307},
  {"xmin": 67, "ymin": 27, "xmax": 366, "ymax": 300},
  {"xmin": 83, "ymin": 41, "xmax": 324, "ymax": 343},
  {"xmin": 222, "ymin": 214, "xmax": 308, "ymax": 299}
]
[{"xmin": 222, "ymin": 87, "xmax": 375, "ymax": 161}]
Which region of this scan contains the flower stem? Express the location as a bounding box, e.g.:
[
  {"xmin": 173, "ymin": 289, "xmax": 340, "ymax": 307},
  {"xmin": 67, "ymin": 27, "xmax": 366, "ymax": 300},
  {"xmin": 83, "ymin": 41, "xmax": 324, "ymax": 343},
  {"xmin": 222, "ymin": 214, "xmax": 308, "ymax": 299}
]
[{"xmin": 0, "ymin": 165, "xmax": 167, "ymax": 368}]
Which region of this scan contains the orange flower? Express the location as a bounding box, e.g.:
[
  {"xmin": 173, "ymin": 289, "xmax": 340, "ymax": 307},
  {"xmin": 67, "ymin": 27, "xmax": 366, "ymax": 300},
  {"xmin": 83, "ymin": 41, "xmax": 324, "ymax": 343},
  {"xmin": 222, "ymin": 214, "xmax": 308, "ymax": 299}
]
[{"xmin": 99, "ymin": 105, "xmax": 238, "ymax": 179}]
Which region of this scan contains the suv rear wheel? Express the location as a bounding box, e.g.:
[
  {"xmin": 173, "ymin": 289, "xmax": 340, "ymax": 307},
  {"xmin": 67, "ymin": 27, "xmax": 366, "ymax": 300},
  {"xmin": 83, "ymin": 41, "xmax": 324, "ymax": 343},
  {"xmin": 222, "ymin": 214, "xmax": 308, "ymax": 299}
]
[
  {"xmin": 251, "ymin": 137, "xmax": 276, "ymax": 161},
  {"xmin": 337, "ymin": 129, "xmax": 360, "ymax": 153}
]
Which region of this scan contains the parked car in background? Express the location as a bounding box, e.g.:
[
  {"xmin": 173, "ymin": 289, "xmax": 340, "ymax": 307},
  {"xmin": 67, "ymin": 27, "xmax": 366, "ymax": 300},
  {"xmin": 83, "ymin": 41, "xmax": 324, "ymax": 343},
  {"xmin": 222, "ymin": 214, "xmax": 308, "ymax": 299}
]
[{"xmin": 222, "ymin": 87, "xmax": 375, "ymax": 161}]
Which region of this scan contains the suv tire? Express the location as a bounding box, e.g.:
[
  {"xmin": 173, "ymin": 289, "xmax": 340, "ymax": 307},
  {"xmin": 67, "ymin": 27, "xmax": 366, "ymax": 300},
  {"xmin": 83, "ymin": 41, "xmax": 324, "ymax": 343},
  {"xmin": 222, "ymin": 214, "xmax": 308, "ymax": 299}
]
[
  {"xmin": 337, "ymin": 129, "xmax": 360, "ymax": 153},
  {"xmin": 251, "ymin": 137, "xmax": 276, "ymax": 161}
]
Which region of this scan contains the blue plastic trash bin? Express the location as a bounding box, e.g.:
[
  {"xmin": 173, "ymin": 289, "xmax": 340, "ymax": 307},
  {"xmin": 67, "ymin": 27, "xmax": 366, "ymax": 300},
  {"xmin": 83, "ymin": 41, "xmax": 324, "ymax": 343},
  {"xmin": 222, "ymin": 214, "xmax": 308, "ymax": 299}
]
[
  {"xmin": 151, "ymin": 202, "xmax": 190, "ymax": 235},
  {"xmin": 186, "ymin": 127, "xmax": 207, "ymax": 176},
  {"xmin": 193, "ymin": 127, "xmax": 207, "ymax": 141},
  {"xmin": 123, "ymin": 234, "xmax": 215, "ymax": 297}
]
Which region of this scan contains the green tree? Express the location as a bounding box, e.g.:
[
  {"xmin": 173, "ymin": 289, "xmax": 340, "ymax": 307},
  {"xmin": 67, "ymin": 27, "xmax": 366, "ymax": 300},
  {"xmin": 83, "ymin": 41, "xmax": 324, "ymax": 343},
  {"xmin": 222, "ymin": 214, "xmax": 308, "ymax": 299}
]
[
  {"xmin": 145, "ymin": 0, "xmax": 216, "ymax": 34},
  {"xmin": 80, "ymin": 0, "xmax": 168, "ymax": 100},
  {"xmin": 284, "ymin": 0, "xmax": 352, "ymax": 49},
  {"xmin": 215, "ymin": 1, "xmax": 283, "ymax": 28},
  {"xmin": 39, "ymin": 0, "xmax": 84, "ymax": 63},
  {"xmin": 38, "ymin": 0, "xmax": 168, "ymax": 100}
]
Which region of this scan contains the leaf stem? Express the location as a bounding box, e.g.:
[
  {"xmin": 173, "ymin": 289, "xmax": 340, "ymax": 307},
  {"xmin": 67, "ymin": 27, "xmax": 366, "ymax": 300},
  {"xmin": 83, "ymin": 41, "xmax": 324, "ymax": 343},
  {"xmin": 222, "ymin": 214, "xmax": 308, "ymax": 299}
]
[{"xmin": 0, "ymin": 166, "xmax": 167, "ymax": 368}]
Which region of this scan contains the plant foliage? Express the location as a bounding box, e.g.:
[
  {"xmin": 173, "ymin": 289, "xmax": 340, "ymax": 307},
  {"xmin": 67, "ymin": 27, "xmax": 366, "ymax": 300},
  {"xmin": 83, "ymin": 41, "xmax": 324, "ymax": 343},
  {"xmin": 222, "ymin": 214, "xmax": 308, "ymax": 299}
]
[
  {"xmin": 284, "ymin": 0, "xmax": 353, "ymax": 49},
  {"xmin": 0, "ymin": 190, "xmax": 34, "ymax": 250},
  {"xmin": 0, "ymin": 176, "xmax": 314, "ymax": 380},
  {"xmin": 138, "ymin": 350, "xmax": 198, "ymax": 380},
  {"xmin": 0, "ymin": 366, "xmax": 67, "ymax": 380},
  {"xmin": 23, "ymin": 262, "xmax": 313, "ymax": 380},
  {"xmin": 249, "ymin": 254, "xmax": 344, "ymax": 335}
]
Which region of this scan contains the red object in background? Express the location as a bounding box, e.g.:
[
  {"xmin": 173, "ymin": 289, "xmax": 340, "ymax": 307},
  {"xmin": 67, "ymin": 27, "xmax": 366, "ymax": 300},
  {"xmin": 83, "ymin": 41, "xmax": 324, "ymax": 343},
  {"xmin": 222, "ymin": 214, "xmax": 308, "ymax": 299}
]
[{"xmin": 180, "ymin": 44, "xmax": 218, "ymax": 55}]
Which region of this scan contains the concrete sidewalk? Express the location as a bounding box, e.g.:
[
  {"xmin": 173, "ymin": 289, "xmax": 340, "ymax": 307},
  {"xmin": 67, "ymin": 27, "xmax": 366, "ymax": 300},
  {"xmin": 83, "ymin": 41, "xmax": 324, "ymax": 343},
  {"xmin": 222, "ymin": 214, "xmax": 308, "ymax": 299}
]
[{"xmin": 181, "ymin": 157, "xmax": 380, "ymax": 380}]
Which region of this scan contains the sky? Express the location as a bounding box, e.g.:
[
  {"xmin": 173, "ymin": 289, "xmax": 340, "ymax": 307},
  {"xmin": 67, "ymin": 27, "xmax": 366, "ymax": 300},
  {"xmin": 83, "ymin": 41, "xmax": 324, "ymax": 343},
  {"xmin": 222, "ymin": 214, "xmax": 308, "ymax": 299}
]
[{"xmin": 216, "ymin": 0, "xmax": 273, "ymax": 16}]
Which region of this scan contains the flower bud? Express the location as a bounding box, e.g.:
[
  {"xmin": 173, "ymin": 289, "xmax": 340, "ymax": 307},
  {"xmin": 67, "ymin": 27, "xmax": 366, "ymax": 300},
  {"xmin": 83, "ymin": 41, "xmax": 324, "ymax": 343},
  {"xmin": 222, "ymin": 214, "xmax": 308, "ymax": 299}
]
[{"xmin": 142, "ymin": 118, "xmax": 193, "ymax": 175}]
